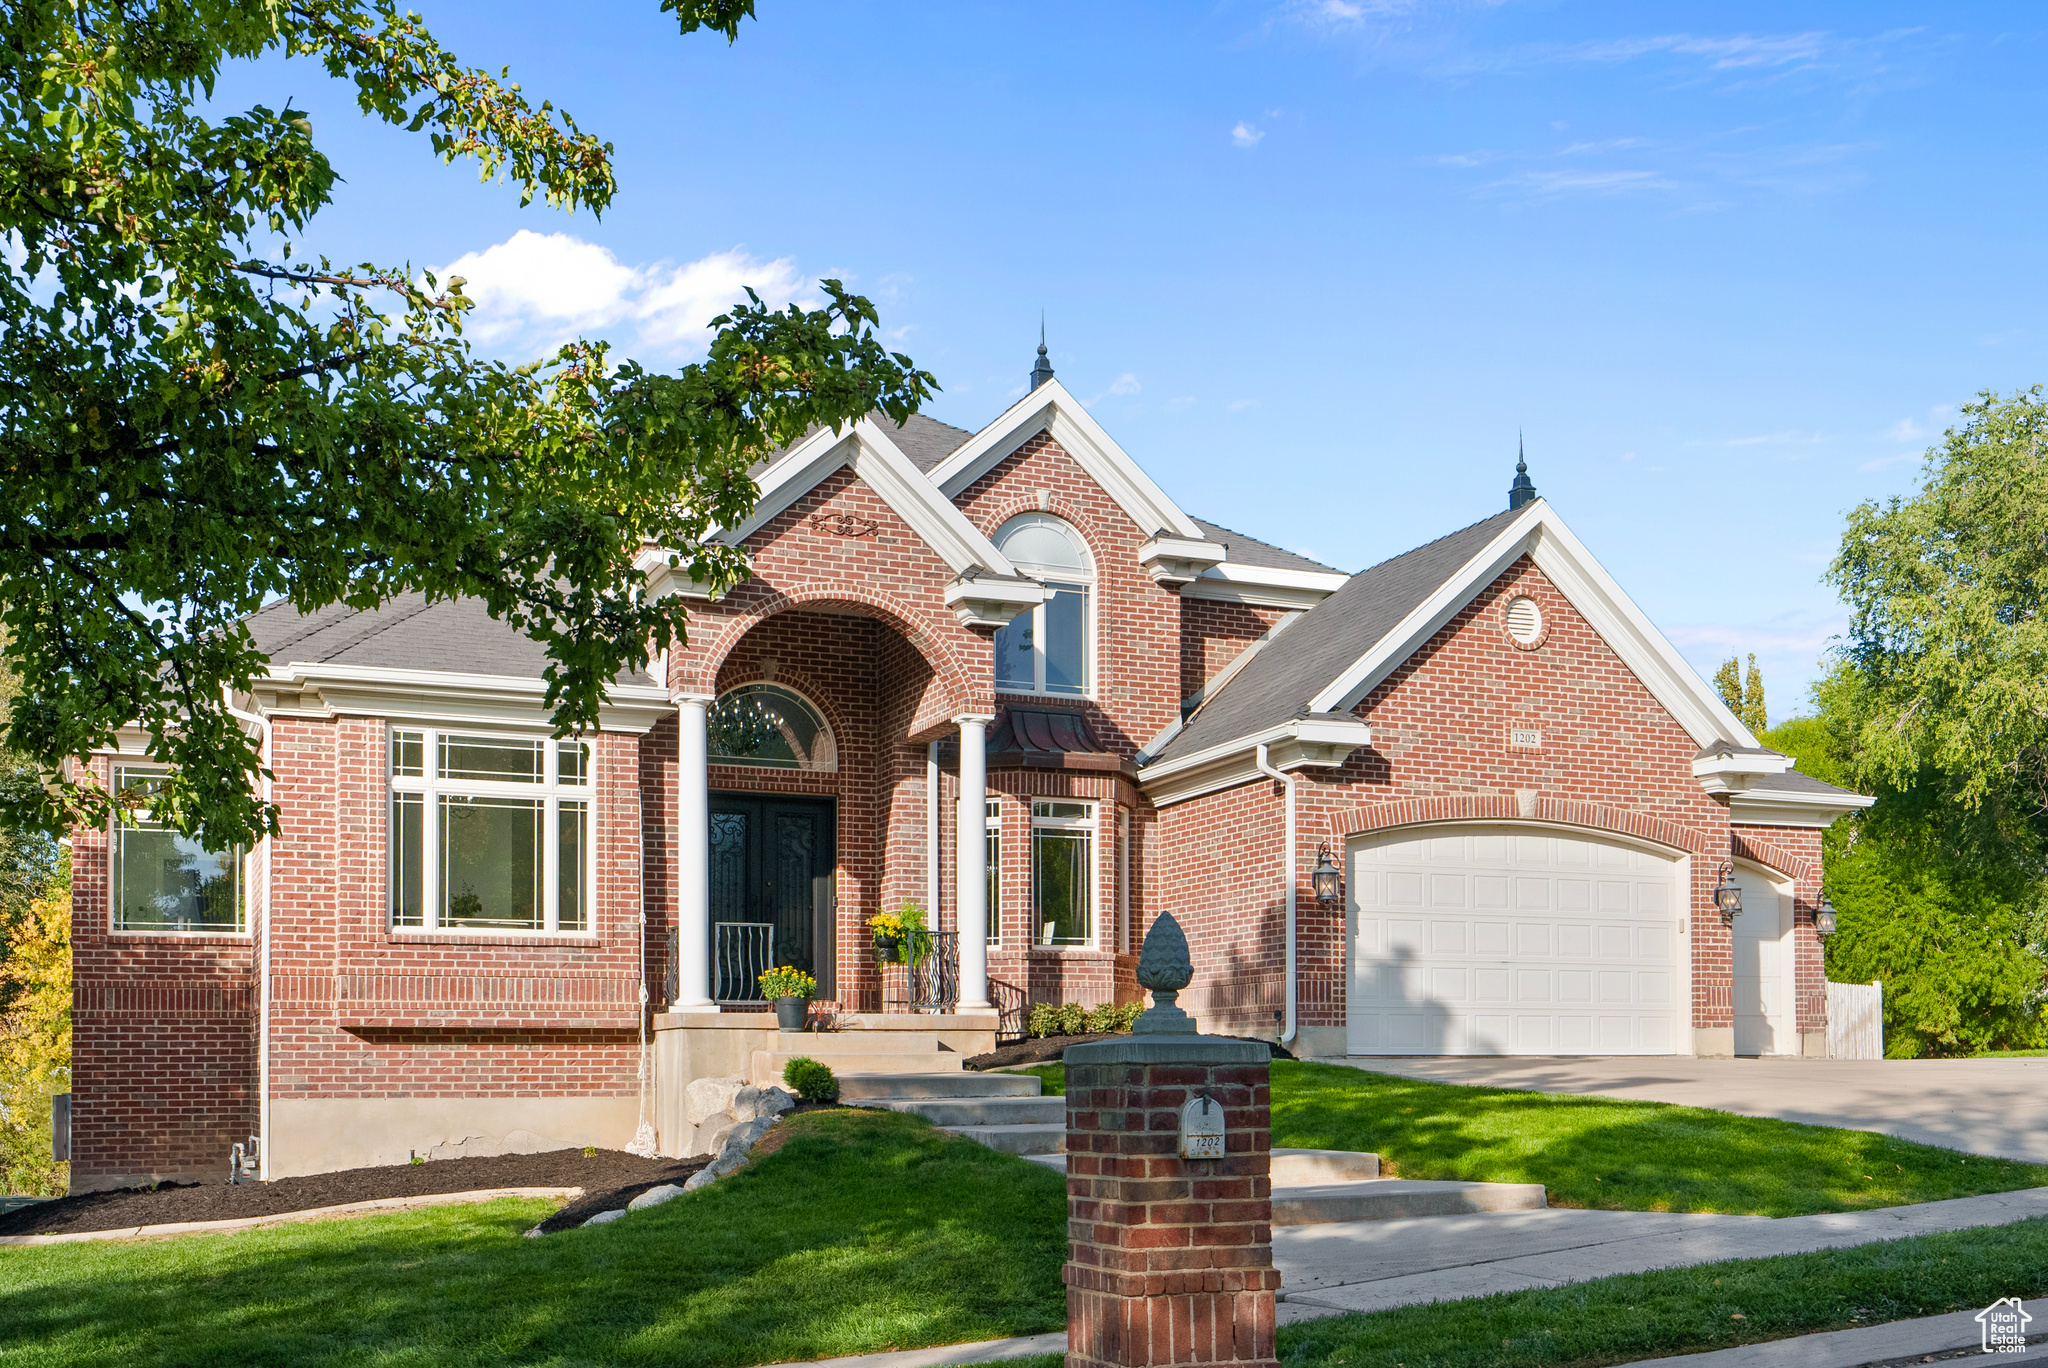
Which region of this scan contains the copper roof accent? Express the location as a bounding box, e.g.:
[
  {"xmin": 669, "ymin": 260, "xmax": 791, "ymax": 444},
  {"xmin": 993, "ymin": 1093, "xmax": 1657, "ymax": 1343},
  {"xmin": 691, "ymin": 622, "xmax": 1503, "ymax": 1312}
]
[{"xmin": 986, "ymin": 706, "xmax": 1135, "ymax": 776}]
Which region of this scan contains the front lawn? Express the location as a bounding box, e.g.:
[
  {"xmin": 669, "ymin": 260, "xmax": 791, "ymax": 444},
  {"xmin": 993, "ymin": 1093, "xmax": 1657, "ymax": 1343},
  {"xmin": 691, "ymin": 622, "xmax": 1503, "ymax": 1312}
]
[
  {"xmin": 0, "ymin": 1109, "xmax": 1066, "ymax": 1368},
  {"xmin": 1026, "ymin": 1059, "xmax": 2048, "ymax": 1216}
]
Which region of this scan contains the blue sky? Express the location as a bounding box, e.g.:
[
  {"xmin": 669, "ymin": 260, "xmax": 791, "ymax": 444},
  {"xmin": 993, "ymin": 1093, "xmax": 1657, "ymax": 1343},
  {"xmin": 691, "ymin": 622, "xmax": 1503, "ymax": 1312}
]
[{"xmin": 222, "ymin": 2, "xmax": 2048, "ymax": 723}]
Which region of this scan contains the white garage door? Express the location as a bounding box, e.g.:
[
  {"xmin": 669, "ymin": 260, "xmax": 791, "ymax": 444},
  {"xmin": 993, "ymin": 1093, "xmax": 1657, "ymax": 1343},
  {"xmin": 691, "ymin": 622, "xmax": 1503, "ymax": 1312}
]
[{"xmin": 1348, "ymin": 825, "xmax": 1684, "ymax": 1056}]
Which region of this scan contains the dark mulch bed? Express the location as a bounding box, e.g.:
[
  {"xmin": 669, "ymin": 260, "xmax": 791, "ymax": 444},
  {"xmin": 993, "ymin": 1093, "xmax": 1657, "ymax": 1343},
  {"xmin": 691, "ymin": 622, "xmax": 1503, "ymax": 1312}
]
[
  {"xmin": 0, "ymin": 1148, "xmax": 704, "ymax": 1238},
  {"xmin": 967, "ymin": 1033, "xmax": 1294, "ymax": 1070}
]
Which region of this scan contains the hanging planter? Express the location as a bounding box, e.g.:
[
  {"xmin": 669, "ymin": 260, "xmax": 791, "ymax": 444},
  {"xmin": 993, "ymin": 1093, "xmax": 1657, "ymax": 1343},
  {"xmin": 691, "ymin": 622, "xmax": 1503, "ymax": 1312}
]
[{"xmin": 873, "ymin": 935, "xmax": 902, "ymax": 963}]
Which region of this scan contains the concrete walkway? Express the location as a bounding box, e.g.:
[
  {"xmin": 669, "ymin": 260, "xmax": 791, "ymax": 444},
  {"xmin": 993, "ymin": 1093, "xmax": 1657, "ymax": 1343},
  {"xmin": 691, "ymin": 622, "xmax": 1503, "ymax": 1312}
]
[
  {"xmin": 1274, "ymin": 1185, "xmax": 2048, "ymax": 1318},
  {"xmin": 755, "ymin": 1187, "xmax": 2048, "ymax": 1368},
  {"xmin": 1610, "ymin": 1306, "xmax": 2041, "ymax": 1366},
  {"xmin": 1334, "ymin": 1055, "xmax": 2048, "ymax": 1163}
]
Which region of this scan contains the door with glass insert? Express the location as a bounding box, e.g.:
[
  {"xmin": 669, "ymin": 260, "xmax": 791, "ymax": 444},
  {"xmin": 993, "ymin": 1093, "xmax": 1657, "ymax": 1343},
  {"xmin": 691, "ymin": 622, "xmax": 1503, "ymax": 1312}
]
[{"xmin": 707, "ymin": 794, "xmax": 836, "ymax": 1002}]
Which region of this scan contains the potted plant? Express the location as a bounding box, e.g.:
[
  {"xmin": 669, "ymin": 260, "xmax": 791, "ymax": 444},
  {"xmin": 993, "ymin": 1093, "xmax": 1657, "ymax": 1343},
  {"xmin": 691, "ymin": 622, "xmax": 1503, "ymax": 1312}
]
[
  {"xmin": 869, "ymin": 910, "xmax": 905, "ymax": 963},
  {"xmin": 758, "ymin": 965, "xmax": 817, "ymax": 1033},
  {"xmin": 896, "ymin": 899, "xmax": 930, "ymax": 971}
]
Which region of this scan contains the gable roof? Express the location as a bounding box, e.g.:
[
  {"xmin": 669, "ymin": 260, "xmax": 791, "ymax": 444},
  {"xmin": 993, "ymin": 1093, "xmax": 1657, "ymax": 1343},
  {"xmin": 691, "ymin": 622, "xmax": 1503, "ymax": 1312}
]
[
  {"xmin": 875, "ymin": 413, "xmax": 975, "ymax": 472},
  {"xmin": 1189, "ymin": 518, "xmax": 1339, "ymax": 574},
  {"xmin": 1157, "ymin": 510, "xmax": 1520, "ymax": 763},
  {"xmin": 1146, "ymin": 498, "xmax": 1766, "ymax": 794},
  {"xmin": 927, "ymin": 380, "xmax": 1212, "ymax": 543},
  {"xmin": 244, "ymin": 595, "xmax": 655, "ymax": 686}
]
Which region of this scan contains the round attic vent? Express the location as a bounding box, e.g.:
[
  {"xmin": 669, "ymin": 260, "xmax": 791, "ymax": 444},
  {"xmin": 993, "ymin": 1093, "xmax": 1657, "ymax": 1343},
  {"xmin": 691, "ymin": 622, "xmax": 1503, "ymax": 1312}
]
[{"xmin": 1504, "ymin": 595, "xmax": 1544, "ymax": 646}]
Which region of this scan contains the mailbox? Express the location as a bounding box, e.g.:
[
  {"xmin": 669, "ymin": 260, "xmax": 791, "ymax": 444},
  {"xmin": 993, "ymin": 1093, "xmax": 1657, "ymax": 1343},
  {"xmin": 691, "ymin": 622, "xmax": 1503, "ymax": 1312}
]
[{"xmin": 1178, "ymin": 1092, "xmax": 1226, "ymax": 1160}]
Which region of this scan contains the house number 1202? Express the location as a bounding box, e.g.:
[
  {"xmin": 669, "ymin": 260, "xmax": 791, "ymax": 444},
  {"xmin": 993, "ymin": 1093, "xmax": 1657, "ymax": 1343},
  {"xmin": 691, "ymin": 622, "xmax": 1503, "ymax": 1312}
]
[{"xmin": 1179, "ymin": 1094, "xmax": 1226, "ymax": 1160}]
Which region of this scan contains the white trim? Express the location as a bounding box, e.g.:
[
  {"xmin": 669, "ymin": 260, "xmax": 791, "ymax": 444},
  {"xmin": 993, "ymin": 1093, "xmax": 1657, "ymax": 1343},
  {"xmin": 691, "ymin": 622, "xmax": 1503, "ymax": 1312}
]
[
  {"xmin": 1180, "ymin": 562, "xmax": 1349, "ymax": 611},
  {"xmin": 1726, "ymin": 786, "xmax": 1875, "ymax": 828},
  {"xmin": 1139, "ymin": 715, "xmax": 1372, "ymax": 807},
  {"xmin": 252, "ymin": 663, "xmax": 672, "ymax": 734},
  {"xmin": 928, "ymin": 380, "xmax": 1207, "ymax": 542},
  {"xmin": 1307, "ymin": 500, "xmax": 1763, "ymax": 750}
]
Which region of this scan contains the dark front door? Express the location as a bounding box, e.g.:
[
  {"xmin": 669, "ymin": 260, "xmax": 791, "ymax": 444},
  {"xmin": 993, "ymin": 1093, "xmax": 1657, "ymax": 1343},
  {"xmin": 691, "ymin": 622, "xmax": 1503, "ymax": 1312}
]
[{"xmin": 708, "ymin": 793, "xmax": 836, "ymax": 1003}]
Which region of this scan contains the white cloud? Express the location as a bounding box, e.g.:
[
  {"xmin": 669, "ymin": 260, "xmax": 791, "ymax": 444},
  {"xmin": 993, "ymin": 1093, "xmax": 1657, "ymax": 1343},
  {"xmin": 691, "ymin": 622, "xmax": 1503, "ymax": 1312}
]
[
  {"xmin": 436, "ymin": 230, "xmax": 816, "ymax": 360},
  {"xmin": 1227, "ymin": 398, "xmax": 1258, "ymax": 412},
  {"xmin": 1489, "ymin": 168, "xmax": 1674, "ymax": 197},
  {"xmin": 1886, "ymin": 416, "xmax": 1929, "ymax": 443},
  {"xmin": 1232, "ymin": 121, "xmax": 1266, "ymax": 148},
  {"xmin": 1167, "ymin": 396, "xmax": 1198, "ymax": 412},
  {"xmin": 1108, "ymin": 373, "xmax": 1141, "ymax": 396}
]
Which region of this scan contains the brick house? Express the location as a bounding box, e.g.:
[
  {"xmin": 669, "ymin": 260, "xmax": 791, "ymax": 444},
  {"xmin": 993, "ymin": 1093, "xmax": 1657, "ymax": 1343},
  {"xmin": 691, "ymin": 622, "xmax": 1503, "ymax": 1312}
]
[{"xmin": 66, "ymin": 346, "xmax": 1869, "ymax": 1190}]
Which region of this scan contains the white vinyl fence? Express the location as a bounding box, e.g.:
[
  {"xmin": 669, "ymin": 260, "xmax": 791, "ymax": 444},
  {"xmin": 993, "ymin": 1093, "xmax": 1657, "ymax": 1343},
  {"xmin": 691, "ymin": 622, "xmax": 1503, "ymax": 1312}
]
[{"xmin": 1827, "ymin": 980, "xmax": 1884, "ymax": 1059}]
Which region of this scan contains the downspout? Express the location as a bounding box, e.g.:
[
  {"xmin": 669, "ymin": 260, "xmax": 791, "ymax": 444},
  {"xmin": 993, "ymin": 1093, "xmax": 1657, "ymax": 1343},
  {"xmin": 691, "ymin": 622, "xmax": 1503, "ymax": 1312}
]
[
  {"xmin": 1253, "ymin": 744, "xmax": 1298, "ymax": 1048},
  {"xmin": 224, "ymin": 696, "xmax": 273, "ymax": 1179}
]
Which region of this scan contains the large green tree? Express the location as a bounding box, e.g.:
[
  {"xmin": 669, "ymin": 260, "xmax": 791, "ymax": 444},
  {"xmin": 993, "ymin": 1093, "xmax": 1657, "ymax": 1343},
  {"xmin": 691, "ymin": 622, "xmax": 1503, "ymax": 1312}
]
[
  {"xmin": 0, "ymin": 0, "xmax": 934, "ymax": 850},
  {"xmin": 1806, "ymin": 385, "xmax": 2048, "ymax": 1055}
]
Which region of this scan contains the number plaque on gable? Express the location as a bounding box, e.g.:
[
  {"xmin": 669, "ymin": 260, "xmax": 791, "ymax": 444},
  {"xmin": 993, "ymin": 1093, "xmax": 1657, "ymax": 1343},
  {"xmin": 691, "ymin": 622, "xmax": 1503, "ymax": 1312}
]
[{"xmin": 1179, "ymin": 1093, "xmax": 1226, "ymax": 1160}]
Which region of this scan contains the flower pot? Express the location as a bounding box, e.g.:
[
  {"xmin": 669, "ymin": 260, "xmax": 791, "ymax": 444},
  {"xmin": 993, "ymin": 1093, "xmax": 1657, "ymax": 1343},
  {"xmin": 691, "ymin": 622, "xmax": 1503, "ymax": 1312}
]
[
  {"xmin": 873, "ymin": 937, "xmax": 900, "ymax": 963},
  {"xmin": 773, "ymin": 996, "xmax": 809, "ymax": 1033}
]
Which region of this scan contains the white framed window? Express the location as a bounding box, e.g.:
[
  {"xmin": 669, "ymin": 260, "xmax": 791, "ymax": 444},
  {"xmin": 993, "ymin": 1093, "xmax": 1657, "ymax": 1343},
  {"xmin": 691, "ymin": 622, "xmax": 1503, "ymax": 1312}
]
[
  {"xmin": 993, "ymin": 514, "xmax": 1093, "ymax": 698},
  {"xmin": 1032, "ymin": 800, "xmax": 1096, "ymax": 946},
  {"xmin": 390, "ymin": 728, "xmax": 594, "ymax": 934},
  {"xmin": 986, "ymin": 797, "xmax": 1002, "ymax": 947},
  {"xmin": 110, "ymin": 766, "xmax": 244, "ymax": 934}
]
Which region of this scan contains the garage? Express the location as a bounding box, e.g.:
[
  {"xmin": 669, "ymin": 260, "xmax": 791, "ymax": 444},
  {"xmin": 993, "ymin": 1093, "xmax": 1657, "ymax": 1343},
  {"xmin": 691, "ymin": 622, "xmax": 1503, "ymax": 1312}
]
[{"xmin": 1347, "ymin": 825, "xmax": 1687, "ymax": 1056}]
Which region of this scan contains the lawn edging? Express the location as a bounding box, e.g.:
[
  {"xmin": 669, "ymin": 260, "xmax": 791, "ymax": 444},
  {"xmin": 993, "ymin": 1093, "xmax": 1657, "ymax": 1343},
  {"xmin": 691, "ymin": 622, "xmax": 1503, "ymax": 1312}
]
[{"xmin": 0, "ymin": 1186, "xmax": 584, "ymax": 1247}]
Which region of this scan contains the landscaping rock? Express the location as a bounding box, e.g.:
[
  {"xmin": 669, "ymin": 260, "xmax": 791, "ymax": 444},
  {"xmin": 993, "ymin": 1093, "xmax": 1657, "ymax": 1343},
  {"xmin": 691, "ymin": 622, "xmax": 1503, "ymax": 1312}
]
[
  {"xmin": 683, "ymin": 1076, "xmax": 747, "ymax": 1128},
  {"xmin": 627, "ymin": 1183, "xmax": 684, "ymax": 1211},
  {"xmin": 682, "ymin": 1169, "xmax": 716, "ymax": 1192},
  {"xmin": 582, "ymin": 1208, "xmax": 629, "ymax": 1227},
  {"xmin": 699, "ymin": 1119, "xmax": 738, "ymax": 1157},
  {"xmin": 730, "ymin": 1085, "xmax": 795, "ymax": 1123}
]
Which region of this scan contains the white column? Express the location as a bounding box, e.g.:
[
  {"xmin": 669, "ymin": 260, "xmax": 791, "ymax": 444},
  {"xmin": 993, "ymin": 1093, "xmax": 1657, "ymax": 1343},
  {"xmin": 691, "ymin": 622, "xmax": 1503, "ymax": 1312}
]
[
  {"xmin": 954, "ymin": 714, "xmax": 993, "ymax": 1010},
  {"xmin": 675, "ymin": 694, "xmax": 715, "ymax": 1009}
]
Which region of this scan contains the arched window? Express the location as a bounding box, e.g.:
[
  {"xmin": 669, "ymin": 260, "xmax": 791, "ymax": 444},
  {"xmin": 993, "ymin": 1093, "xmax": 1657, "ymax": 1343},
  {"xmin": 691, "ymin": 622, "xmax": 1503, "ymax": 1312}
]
[
  {"xmin": 708, "ymin": 684, "xmax": 838, "ymax": 771},
  {"xmin": 993, "ymin": 513, "xmax": 1093, "ymax": 698}
]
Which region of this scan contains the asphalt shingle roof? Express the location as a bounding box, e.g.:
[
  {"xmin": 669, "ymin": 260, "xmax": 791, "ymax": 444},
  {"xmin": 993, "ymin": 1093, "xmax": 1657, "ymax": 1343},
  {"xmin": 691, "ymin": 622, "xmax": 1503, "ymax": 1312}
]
[
  {"xmin": 245, "ymin": 594, "xmax": 655, "ymax": 686},
  {"xmin": 1189, "ymin": 518, "xmax": 1340, "ymax": 574},
  {"xmin": 1156, "ymin": 507, "xmax": 1524, "ymax": 762}
]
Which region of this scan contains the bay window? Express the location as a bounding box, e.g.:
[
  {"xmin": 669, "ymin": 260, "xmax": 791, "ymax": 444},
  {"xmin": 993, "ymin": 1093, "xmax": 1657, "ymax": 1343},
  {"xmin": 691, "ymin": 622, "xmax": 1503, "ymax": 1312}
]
[
  {"xmin": 390, "ymin": 729, "xmax": 593, "ymax": 933},
  {"xmin": 111, "ymin": 766, "xmax": 243, "ymax": 933},
  {"xmin": 1032, "ymin": 800, "xmax": 1095, "ymax": 946}
]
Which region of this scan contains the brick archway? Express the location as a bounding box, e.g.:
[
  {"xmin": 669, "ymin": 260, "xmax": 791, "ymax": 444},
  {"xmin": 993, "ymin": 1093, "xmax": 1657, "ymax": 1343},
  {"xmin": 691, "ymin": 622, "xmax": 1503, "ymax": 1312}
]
[
  {"xmin": 677, "ymin": 583, "xmax": 985, "ymax": 720},
  {"xmin": 1325, "ymin": 794, "xmax": 1715, "ymax": 858}
]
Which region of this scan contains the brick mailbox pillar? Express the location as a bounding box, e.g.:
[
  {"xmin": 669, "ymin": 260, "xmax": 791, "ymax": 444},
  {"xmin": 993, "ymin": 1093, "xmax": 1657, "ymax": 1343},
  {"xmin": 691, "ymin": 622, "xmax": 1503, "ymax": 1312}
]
[{"xmin": 1063, "ymin": 913, "xmax": 1279, "ymax": 1368}]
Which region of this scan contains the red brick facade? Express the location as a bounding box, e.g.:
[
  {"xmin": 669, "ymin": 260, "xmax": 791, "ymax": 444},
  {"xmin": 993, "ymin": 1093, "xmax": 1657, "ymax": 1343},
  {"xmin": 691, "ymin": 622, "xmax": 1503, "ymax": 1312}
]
[{"xmin": 68, "ymin": 399, "xmax": 1846, "ymax": 1188}]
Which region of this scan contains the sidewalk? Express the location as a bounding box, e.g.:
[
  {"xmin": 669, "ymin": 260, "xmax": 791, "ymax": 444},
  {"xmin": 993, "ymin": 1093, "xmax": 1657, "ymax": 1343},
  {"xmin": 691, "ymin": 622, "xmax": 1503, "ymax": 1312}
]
[
  {"xmin": 1610, "ymin": 1306, "xmax": 2042, "ymax": 1366},
  {"xmin": 754, "ymin": 1186, "xmax": 2048, "ymax": 1368}
]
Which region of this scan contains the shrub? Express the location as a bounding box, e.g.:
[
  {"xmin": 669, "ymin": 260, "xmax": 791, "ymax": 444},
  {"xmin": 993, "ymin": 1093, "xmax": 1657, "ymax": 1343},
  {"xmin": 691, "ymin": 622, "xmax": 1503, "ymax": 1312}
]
[
  {"xmin": 1028, "ymin": 1001, "xmax": 1062, "ymax": 1038},
  {"xmin": 1116, "ymin": 1001, "xmax": 1145, "ymax": 1031},
  {"xmin": 758, "ymin": 965, "xmax": 816, "ymax": 1000},
  {"xmin": 782, "ymin": 1055, "xmax": 839, "ymax": 1103},
  {"xmin": 1055, "ymin": 1002, "xmax": 1087, "ymax": 1036},
  {"xmin": 1084, "ymin": 1002, "xmax": 1119, "ymax": 1033}
]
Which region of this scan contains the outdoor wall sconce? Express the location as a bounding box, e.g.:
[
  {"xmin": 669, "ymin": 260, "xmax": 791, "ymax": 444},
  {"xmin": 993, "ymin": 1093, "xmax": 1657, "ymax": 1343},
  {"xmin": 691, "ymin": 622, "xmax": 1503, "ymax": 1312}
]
[
  {"xmin": 1310, "ymin": 843, "xmax": 1342, "ymax": 906},
  {"xmin": 1814, "ymin": 896, "xmax": 1839, "ymax": 940},
  {"xmin": 1712, "ymin": 863, "xmax": 1743, "ymax": 926}
]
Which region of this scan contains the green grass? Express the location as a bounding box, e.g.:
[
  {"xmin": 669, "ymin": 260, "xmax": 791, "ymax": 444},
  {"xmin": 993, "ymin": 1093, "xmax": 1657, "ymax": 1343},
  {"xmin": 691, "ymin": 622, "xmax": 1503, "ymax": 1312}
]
[
  {"xmin": 0, "ymin": 1109, "xmax": 1066, "ymax": 1368},
  {"xmin": 970, "ymin": 1217, "xmax": 2048, "ymax": 1368},
  {"xmin": 1031, "ymin": 1059, "xmax": 2048, "ymax": 1216},
  {"xmin": 1978, "ymin": 1048, "xmax": 2048, "ymax": 1057}
]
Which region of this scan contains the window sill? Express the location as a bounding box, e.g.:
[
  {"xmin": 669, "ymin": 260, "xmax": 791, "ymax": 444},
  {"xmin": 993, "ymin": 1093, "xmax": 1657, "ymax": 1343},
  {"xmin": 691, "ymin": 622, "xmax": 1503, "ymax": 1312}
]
[
  {"xmin": 106, "ymin": 930, "xmax": 252, "ymax": 943},
  {"xmin": 385, "ymin": 931, "xmax": 602, "ymax": 947},
  {"xmin": 1018, "ymin": 944, "xmax": 1114, "ymax": 958}
]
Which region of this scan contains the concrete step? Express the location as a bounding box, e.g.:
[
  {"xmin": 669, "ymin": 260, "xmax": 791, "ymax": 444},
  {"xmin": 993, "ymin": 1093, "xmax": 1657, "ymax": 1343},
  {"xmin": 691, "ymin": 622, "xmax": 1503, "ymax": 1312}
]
[
  {"xmin": 866, "ymin": 1095, "xmax": 1065, "ymax": 1128},
  {"xmin": 1272, "ymin": 1180, "xmax": 1547, "ymax": 1226},
  {"xmin": 838, "ymin": 1073, "xmax": 1044, "ymax": 1101},
  {"xmin": 764, "ymin": 1032, "xmax": 958, "ymax": 1055},
  {"xmin": 752, "ymin": 1050, "xmax": 963, "ymax": 1083},
  {"xmin": 1023, "ymin": 1152, "xmax": 1067, "ymax": 1172},
  {"xmin": 940, "ymin": 1122, "xmax": 1067, "ymax": 1156},
  {"xmin": 1272, "ymin": 1148, "xmax": 1381, "ymax": 1184}
]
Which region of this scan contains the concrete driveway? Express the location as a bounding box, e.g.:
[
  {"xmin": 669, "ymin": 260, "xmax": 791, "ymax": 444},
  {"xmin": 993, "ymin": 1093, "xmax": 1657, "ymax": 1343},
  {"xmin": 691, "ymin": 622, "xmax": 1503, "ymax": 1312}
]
[{"xmin": 1337, "ymin": 1055, "xmax": 2048, "ymax": 1162}]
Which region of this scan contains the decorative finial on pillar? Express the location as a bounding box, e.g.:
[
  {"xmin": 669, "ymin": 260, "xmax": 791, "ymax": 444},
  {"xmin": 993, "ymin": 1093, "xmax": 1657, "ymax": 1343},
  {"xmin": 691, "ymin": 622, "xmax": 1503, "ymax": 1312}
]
[
  {"xmin": 1133, "ymin": 911, "xmax": 1197, "ymax": 1034},
  {"xmin": 1509, "ymin": 430, "xmax": 1537, "ymax": 510},
  {"xmin": 1029, "ymin": 315, "xmax": 1055, "ymax": 391}
]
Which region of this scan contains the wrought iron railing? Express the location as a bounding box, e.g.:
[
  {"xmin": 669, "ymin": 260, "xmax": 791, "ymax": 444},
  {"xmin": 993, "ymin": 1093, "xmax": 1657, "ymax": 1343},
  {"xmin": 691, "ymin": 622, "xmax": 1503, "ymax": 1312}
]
[
  {"xmin": 989, "ymin": 976, "xmax": 1027, "ymax": 1043},
  {"xmin": 714, "ymin": 921, "xmax": 776, "ymax": 1003},
  {"xmin": 883, "ymin": 930, "xmax": 959, "ymax": 1014}
]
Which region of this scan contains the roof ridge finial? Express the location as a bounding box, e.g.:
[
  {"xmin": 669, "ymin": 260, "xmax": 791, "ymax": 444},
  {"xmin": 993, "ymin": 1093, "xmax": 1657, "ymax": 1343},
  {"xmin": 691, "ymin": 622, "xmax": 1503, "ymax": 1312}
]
[
  {"xmin": 1509, "ymin": 430, "xmax": 1537, "ymax": 510},
  {"xmin": 1029, "ymin": 314, "xmax": 1055, "ymax": 392}
]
